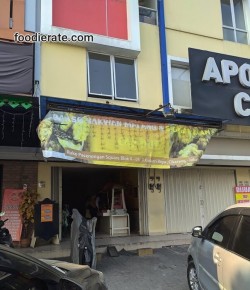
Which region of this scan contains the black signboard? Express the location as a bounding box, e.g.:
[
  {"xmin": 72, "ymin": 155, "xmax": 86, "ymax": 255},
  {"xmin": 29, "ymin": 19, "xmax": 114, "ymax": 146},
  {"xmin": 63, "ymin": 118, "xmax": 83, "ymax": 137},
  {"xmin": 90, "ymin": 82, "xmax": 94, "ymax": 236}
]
[
  {"xmin": 189, "ymin": 48, "xmax": 250, "ymax": 125},
  {"xmin": 34, "ymin": 198, "xmax": 59, "ymax": 241}
]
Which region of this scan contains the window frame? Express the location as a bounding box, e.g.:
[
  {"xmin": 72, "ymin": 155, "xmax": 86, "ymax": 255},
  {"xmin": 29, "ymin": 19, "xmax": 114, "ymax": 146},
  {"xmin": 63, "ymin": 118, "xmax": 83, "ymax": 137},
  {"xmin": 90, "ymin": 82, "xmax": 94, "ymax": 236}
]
[
  {"xmin": 87, "ymin": 52, "xmax": 114, "ymax": 98},
  {"xmin": 168, "ymin": 56, "xmax": 192, "ymax": 112},
  {"xmin": 221, "ymin": 0, "xmax": 249, "ymax": 44},
  {"xmin": 87, "ymin": 52, "xmax": 139, "ymax": 102},
  {"xmin": 139, "ymin": 5, "xmax": 158, "ymax": 26},
  {"xmin": 0, "ymin": 267, "xmax": 48, "ymax": 289}
]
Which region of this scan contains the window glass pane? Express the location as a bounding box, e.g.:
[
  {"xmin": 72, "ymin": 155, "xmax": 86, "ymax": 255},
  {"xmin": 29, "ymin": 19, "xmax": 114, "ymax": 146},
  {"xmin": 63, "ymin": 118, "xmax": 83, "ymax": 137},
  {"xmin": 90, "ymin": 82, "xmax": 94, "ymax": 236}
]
[
  {"xmin": 139, "ymin": 7, "xmax": 157, "ymax": 25},
  {"xmin": 232, "ymin": 216, "xmax": 250, "ymax": 260},
  {"xmin": 206, "ymin": 216, "xmax": 237, "ymax": 249},
  {"xmin": 172, "ymin": 67, "xmax": 191, "ymax": 108},
  {"xmin": 88, "ymin": 53, "xmax": 112, "ymax": 96},
  {"xmin": 234, "ymin": 0, "xmax": 246, "ymax": 30},
  {"xmin": 114, "ymin": 58, "xmax": 137, "ymax": 100},
  {"xmin": 223, "ymin": 27, "xmax": 236, "ymax": 41},
  {"xmin": 221, "ymin": 0, "xmax": 233, "ymax": 26},
  {"xmin": 139, "ymin": 0, "xmax": 157, "ymax": 10},
  {"xmin": 236, "ymin": 31, "xmax": 248, "ymax": 44}
]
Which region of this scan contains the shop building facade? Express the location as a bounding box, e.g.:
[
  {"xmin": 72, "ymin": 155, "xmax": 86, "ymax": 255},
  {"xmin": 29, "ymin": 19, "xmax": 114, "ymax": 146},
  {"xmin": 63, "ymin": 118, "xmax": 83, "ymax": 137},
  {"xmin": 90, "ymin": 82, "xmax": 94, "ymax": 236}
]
[
  {"xmin": 164, "ymin": 0, "xmax": 250, "ymax": 232},
  {"xmin": 33, "ymin": 0, "xmax": 220, "ymax": 241},
  {"xmin": 0, "ymin": 0, "xmax": 40, "ymax": 210},
  {"xmin": 1, "ymin": 0, "xmax": 249, "ymax": 247},
  {"xmin": 41, "ymin": 1, "xmax": 173, "ymax": 240},
  {"xmin": 35, "ymin": 0, "xmax": 168, "ymax": 239},
  {"xmin": 34, "ymin": 1, "xmax": 227, "ymax": 241}
]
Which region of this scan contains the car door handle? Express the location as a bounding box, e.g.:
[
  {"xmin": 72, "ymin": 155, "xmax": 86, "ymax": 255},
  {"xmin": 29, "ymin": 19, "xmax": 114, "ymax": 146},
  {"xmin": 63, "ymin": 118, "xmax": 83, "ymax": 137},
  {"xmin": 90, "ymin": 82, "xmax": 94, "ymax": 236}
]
[{"xmin": 213, "ymin": 253, "xmax": 222, "ymax": 264}]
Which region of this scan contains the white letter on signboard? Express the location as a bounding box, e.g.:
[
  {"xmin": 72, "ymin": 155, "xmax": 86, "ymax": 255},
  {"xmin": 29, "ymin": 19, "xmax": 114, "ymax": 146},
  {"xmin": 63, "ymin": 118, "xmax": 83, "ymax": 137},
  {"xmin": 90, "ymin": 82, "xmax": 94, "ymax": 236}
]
[
  {"xmin": 234, "ymin": 92, "xmax": 250, "ymax": 117},
  {"xmin": 221, "ymin": 60, "xmax": 238, "ymax": 84},
  {"xmin": 202, "ymin": 57, "xmax": 223, "ymax": 83},
  {"xmin": 239, "ymin": 63, "xmax": 250, "ymax": 88}
]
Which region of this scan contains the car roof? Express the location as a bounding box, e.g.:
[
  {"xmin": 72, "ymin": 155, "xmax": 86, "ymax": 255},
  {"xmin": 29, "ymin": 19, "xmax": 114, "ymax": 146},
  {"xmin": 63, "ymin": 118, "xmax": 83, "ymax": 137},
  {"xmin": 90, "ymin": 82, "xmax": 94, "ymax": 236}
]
[
  {"xmin": 226, "ymin": 202, "xmax": 250, "ymax": 210},
  {"xmin": 204, "ymin": 202, "xmax": 250, "ymax": 230}
]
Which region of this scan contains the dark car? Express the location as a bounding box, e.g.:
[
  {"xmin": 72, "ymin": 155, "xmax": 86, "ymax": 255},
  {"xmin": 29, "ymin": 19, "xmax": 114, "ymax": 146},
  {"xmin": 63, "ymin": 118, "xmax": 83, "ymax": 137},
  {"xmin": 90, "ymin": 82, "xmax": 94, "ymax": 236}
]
[{"xmin": 0, "ymin": 244, "xmax": 108, "ymax": 290}]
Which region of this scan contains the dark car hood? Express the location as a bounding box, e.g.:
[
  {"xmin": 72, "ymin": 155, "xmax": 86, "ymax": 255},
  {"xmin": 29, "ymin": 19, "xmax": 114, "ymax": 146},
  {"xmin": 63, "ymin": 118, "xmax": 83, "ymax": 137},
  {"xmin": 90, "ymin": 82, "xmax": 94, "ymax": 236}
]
[
  {"xmin": 41, "ymin": 259, "xmax": 108, "ymax": 290},
  {"xmin": 0, "ymin": 246, "xmax": 107, "ymax": 290}
]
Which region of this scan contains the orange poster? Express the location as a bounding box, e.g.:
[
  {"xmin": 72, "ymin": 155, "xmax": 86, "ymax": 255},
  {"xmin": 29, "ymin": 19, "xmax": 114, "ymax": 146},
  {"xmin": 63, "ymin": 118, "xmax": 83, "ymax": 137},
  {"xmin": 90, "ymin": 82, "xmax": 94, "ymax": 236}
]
[
  {"xmin": 41, "ymin": 204, "xmax": 53, "ymax": 222},
  {"xmin": 1, "ymin": 189, "xmax": 23, "ymax": 241}
]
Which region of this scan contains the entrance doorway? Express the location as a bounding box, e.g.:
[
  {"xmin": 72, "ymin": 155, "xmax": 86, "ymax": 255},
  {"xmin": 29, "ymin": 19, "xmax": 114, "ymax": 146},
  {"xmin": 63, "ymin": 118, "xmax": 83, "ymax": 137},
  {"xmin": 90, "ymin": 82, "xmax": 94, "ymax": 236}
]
[{"xmin": 60, "ymin": 167, "xmax": 140, "ymax": 238}]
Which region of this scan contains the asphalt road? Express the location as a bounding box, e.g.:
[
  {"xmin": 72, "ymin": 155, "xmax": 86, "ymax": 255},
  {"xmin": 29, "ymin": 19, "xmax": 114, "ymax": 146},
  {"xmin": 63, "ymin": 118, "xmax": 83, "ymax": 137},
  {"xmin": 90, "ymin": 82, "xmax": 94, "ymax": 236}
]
[{"xmin": 97, "ymin": 245, "xmax": 190, "ymax": 290}]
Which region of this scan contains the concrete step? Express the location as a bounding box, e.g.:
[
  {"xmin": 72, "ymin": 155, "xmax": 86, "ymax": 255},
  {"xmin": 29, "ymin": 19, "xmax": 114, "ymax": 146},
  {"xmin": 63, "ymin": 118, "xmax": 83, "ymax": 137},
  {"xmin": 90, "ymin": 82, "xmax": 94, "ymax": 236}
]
[{"xmin": 15, "ymin": 233, "xmax": 191, "ymax": 259}]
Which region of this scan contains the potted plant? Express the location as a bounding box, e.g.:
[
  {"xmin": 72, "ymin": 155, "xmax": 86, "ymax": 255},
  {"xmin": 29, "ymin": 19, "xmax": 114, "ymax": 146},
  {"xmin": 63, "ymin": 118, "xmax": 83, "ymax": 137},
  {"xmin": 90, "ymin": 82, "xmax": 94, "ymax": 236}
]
[{"xmin": 19, "ymin": 189, "xmax": 39, "ymax": 247}]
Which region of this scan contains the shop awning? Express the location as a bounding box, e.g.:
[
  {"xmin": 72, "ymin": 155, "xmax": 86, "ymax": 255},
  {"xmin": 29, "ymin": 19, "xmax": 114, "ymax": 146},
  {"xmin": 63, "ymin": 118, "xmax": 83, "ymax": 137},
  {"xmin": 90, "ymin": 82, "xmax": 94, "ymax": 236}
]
[
  {"xmin": 43, "ymin": 98, "xmax": 223, "ymax": 128},
  {"xmin": 37, "ymin": 110, "xmax": 218, "ymax": 169}
]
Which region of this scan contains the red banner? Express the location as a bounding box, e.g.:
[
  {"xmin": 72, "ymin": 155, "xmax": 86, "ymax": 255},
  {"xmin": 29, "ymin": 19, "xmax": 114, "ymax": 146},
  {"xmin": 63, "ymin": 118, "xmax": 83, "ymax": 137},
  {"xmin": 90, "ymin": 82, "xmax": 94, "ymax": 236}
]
[{"xmin": 1, "ymin": 189, "xmax": 23, "ymax": 241}]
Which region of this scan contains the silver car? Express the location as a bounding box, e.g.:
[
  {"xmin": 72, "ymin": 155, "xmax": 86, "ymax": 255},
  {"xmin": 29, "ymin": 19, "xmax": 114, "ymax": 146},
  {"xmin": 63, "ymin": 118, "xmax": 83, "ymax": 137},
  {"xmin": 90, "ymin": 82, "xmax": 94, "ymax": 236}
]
[{"xmin": 187, "ymin": 203, "xmax": 250, "ymax": 290}]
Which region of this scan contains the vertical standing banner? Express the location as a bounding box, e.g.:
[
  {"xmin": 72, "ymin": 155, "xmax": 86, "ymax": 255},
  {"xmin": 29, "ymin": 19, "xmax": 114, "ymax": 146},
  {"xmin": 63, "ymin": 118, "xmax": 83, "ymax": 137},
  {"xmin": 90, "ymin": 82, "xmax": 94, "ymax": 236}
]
[
  {"xmin": 37, "ymin": 111, "xmax": 217, "ymax": 169},
  {"xmin": 34, "ymin": 199, "xmax": 59, "ymax": 241},
  {"xmin": 1, "ymin": 189, "xmax": 23, "ymax": 241}
]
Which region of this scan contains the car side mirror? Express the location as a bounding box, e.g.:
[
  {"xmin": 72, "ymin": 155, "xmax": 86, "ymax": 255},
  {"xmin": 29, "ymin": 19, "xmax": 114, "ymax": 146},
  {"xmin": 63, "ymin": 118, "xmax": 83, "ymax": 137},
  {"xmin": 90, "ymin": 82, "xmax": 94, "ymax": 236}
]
[
  {"xmin": 59, "ymin": 278, "xmax": 83, "ymax": 290},
  {"xmin": 192, "ymin": 226, "xmax": 203, "ymax": 238}
]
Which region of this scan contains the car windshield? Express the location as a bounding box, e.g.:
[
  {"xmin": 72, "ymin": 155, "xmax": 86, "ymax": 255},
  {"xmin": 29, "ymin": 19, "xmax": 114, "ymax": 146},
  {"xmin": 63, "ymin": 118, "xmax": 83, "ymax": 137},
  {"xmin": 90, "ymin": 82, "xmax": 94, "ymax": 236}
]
[{"xmin": 0, "ymin": 270, "xmax": 46, "ymax": 289}]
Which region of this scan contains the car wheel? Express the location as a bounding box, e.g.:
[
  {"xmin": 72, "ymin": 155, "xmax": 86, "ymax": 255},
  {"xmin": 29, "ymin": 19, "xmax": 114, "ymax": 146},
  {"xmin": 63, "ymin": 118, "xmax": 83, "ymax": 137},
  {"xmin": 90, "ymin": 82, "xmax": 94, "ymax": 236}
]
[{"xmin": 187, "ymin": 261, "xmax": 200, "ymax": 290}]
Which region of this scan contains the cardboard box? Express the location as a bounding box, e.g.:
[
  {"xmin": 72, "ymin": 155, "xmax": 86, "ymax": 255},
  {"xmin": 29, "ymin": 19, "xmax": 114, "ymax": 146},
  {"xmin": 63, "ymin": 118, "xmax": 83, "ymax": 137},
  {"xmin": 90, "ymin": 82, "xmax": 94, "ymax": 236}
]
[{"xmin": 137, "ymin": 248, "xmax": 153, "ymax": 256}]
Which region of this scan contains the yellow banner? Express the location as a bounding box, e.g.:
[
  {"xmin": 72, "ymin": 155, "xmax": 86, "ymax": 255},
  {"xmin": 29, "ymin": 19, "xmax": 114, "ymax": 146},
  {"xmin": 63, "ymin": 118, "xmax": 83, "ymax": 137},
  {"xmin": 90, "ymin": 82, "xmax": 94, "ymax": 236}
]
[
  {"xmin": 235, "ymin": 194, "xmax": 250, "ymax": 203},
  {"xmin": 37, "ymin": 111, "xmax": 217, "ymax": 169}
]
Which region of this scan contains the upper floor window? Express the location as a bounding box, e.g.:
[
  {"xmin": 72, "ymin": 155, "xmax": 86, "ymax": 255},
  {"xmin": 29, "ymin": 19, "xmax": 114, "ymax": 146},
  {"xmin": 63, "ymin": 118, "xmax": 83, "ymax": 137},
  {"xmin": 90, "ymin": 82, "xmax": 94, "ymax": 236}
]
[
  {"xmin": 221, "ymin": 0, "xmax": 248, "ymax": 44},
  {"xmin": 139, "ymin": 0, "xmax": 157, "ymax": 25},
  {"xmin": 171, "ymin": 66, "xmax": 191, "ymax": 108},
  {"xmin": 169, "ymin": 59, "xmax": 192, "ymax": 110},
  {"xmin": 87, "ymin": 52, "xmax": 138, "ymax": 102}
]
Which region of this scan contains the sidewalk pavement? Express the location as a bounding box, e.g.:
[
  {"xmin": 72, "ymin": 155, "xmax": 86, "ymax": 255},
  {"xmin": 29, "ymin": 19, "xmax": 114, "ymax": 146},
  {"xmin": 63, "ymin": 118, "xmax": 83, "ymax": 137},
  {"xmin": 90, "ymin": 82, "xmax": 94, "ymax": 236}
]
[
  {"xmin": 16, "ymin": 239, "xmax": 190, "ymax": 290},
  {"xmin": 96, "ymin": 245, "xmax": 190, "ymax": 290}
]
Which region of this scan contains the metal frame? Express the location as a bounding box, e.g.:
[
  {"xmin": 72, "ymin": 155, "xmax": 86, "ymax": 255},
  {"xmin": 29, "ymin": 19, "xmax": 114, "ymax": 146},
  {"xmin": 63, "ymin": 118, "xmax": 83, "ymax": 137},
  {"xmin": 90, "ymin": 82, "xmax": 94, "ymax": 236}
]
[
  {"xmin": 113, "ymin": 56, "xmax": 139, "ymax": 102},
  {"xmin": 139, "ymin": 6, "xmax": 158, "ymax": 26},
  {"xmin": 110, "ymin": 186, "xmax": 130, "ymax": 236},
  {"xmin": 110, "ymin": 214, "xmax": 130, "ymax": 236},
  {"xmin": 87, "ymin": 52, "xmax": 114, "ymax": 98},
  {"xmin": 168, "ymin": 56, "xmax": 191, "ymax": 111}
]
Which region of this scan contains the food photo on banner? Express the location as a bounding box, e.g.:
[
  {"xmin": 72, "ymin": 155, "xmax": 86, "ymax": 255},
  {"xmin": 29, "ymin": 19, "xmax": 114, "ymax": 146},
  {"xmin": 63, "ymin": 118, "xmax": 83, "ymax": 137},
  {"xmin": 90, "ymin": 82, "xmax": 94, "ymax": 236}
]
[{"xmin": 37, "ymin": 111, "xmax": 217, "ymax": 169}]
